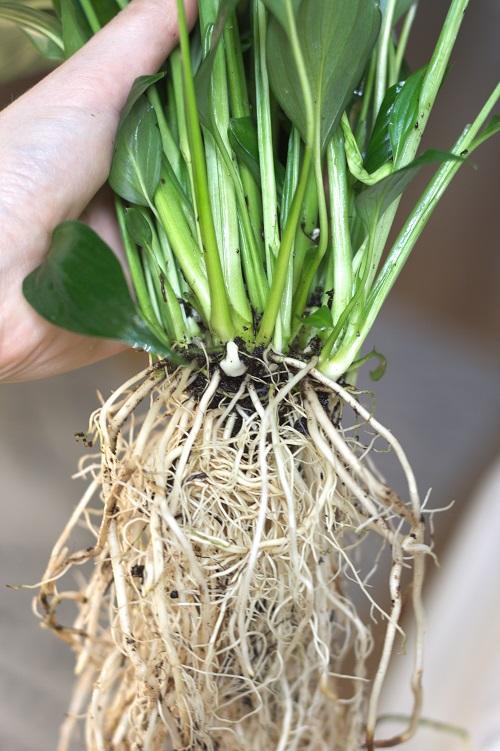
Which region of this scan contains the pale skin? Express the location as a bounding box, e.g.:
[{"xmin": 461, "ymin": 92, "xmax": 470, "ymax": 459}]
[{"xmin": 0, "ymin": 0, "xmax": 197, "ymax": 382}]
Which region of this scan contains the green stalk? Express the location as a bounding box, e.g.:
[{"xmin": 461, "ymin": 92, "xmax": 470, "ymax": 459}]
[
  {"xmin": 321, "ymin": 81, "xmax": 500, "ymax": 380},
  {"xmin": 256, "ymin": 0, "xmax": 315, "ymax": 347},
  {"xmin": 327, "ymin": 130, "xmax": 353, "ymax": 324},
  {"xmin": 78, "ymin": 0, "xmax": 101, "ymax": 34},
  {"xmin": 224, "ymin": 12, "xmax": 265, "ymax": 259},
  {"xmin": 209, "ymin": 125, "xmax": 269, "ymax": 313},
  {"xmin": 394, "ymin": 3, "xmax": 418, "ymax": 80},
  {"xmin": 396, "ymin": 0, "xmax": 470, "ymax": 169},
  {"xmin": 253, "ymin": 0, "xmax": 280, "ymax": 274},
  {"xmin": 285, "ymin": 134, "xmax": 318, "ymax": 295},
  {"xmin": 133, "ymin": 207, "xmax": 188, "ymax": 342},
  {"xmin": 175, "ymin": 0, "xmax": 235, "ymax": 342},
  {"xmin": 198, "ymin": 1, "xmax": 251, "ymax": 328},
  {"xmin": 154, "ymin": 166, "xmax": 211, "ymax": 323},
  {"xmin": 115, "ymin": 199, "xmax": 173, "ymax": 349},
  {"xmin": 356, "ymin": 52, "xmax": 377, "ymax": 146},
  {"xmin": 320, "ymin": 0, "xmax": 474, "ymax": 374},
  {"xmin": 374, "ymin": 0, "xmax": 397, "ymax": 117},
  {"xmin": 363, "ymin": 0, "xmax": 473, "ymax": 290},
  {"xmin": 169, "ymin": 51, "xmax": 195, "ymax": 195},
  {"xmin": 222, "ymin": 14, "xmax": 269, "ymax": 313}
]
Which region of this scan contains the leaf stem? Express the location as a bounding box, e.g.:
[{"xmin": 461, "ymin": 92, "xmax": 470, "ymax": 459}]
[
  {"xmin": 321, "ymin": 81, "xmax": 500, "ymax": 380},
  {"xmin": 78, "ymin": 0, "xmax": 101, "ymax": 34},
  {"xmin": 176, "ymin": 0, "xmax": 235, "ymax": 341},
  {"xmin": 374, "ymin": 0, "xmax": 397, "ymax": 117},
  {"xmin": 327, "ymin": 130, "xmax": 353, "ymax": 324},
  {"xmin": 394, "ymin": 3, "xmax": 418, "ymax": 80},
  {"xmin": 256, "ymin": 0, "xmax": 315, "ymax": 346},
  {"xmin": 396, "ymin": 0, "xmax": 470, "ymax": 169}
]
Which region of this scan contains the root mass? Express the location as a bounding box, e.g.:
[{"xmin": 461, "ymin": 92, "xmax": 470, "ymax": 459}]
[{"xmin": 38, "ymin": 356, "xmax": 428, "ymax": 751}]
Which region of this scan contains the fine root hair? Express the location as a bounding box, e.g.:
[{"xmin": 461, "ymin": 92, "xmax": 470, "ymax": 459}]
[{"xmin": 37, "ymin": 356, "xmax": 430, "ymax": 751}]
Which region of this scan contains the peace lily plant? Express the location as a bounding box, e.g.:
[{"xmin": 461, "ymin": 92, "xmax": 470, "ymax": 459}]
[{"xmin": 2, "ymin": 0, "xmax": 498, "ymax": 749}]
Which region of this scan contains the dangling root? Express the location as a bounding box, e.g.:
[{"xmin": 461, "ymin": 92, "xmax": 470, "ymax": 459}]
[{"xmin": 37, "ymin": 355, "xmax": 430, "ymax": 751}]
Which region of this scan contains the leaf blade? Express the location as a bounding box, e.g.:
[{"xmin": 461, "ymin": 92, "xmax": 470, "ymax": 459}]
[
  {"xmin": 22, "ymin": 221, "xmax": 180, "ymax": 359},
  {"xmin": 109, "ymin": 94, "xmax": 163, "ymax": 206},
  {"xmin": 389, "ymin": 66, "xmax": 427, "ymax": 163},
  {"xmin": 267, "ymin": 0, "xmax": 381, "ymax": 151}
]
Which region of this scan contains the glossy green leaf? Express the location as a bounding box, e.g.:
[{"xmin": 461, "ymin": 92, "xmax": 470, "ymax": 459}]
[
  {"xmin": 22, "ymin": 221, "xmax": 176, "ymax": 357},
  {"xmin": 125, "ymin": 207, "xmax": 154, "ymax": 250},
  {"xmin": 267, "ymin": 0, "xmax": 381, "ymax": 152},
  {"xmin": 121, "ymin": 73, "xmax": 165, "ymax": 121},
  {"xmin": 364, "ymin": 81, "xmax": 402, "ymax": 173},
  {"xmin": 60, "ymin": 0, "xmax": 92, "ymax": 56},
  {"xmin": 228, "ymin": 116, "xmax": 261, "ymax": 186},
  {"xmin": 389, "ymin": 66, "xmax": 426, "ymax": 163},
  {"xmin": 356, "ymin": 149, "xmax": 464, "ymax": 229},
  {"xmin": 300, "ymin": 306, "xmax": 332, "ymax": 330},
  {"xmin": 0, "ymin": 4, "xmax": 64, "ymax": 60},
  {"xmin": 109, "ymin": 95, "xmax": 162, "ymax": 206}
]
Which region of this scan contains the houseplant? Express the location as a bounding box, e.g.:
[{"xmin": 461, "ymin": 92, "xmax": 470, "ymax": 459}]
[{"xmin": 2, "ymin": 0, "xmax": 498, "ymax": 749}]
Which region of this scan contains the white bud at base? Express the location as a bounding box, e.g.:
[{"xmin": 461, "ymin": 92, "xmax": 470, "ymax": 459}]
[{"xmin": 220, "ymin": 341, "xmax": 247, "ymax": 378}]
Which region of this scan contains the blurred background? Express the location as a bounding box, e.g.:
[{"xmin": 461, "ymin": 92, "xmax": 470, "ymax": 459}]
[{"xmin": 0, "ymin": 1, "xmax": 499, "ymax": 749}]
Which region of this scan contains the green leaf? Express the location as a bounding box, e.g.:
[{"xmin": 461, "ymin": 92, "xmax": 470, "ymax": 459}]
[
  {"xmin": 267, "ymin": 0, "xmax": 381, "ymax": 152},
  {"xmin": 356, "ymin": 149, "xmax": 464, "ymax": 229},
  {"xmin": 120, "ymin": 73, "xmax": 165, "ymax": 121},
  {"xmin": 109, "ymin": 95, "xmax": 162, "ymax": 206},
  {"xmin": 0, "ymin": 4, "xmax": 64, "ymax": 60},
  {"xmin": 60, "ymin": 0, "xmax": 92, "ymax": 56},
  {"xmin": 300, "ymin": 306, "xmax": 332, "ymax": 330},
  {"xmin": 389, "ymin": 66, "xmax": 426, "ymax": 163},
  {"xmin": 125, "ymin": 207, "xmax": 154, "ymax": 249},
  {"xmin": 22, "ymin": 221, "xmax": 177, "ymax": 358},
  {"xmin": 364, "ymin": 67, "xmax": 427, "ymax": 173},
  {"xmin": 228, "ymin": 116, "xmax": 261, "ymax": 186},
  {"xmin": 364, "ymin": 81, "xmax": 402, "ymax": 173}
]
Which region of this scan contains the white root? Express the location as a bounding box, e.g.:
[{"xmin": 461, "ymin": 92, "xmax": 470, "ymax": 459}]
[{"xmin": 37, "ymin": 355, "xmax": 429, "ymax": 751}]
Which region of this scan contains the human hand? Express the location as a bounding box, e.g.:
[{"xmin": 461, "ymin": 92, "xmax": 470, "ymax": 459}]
[{"xmin": 0, "ymin": 0, "xmax": 197, "ymax": 382}]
